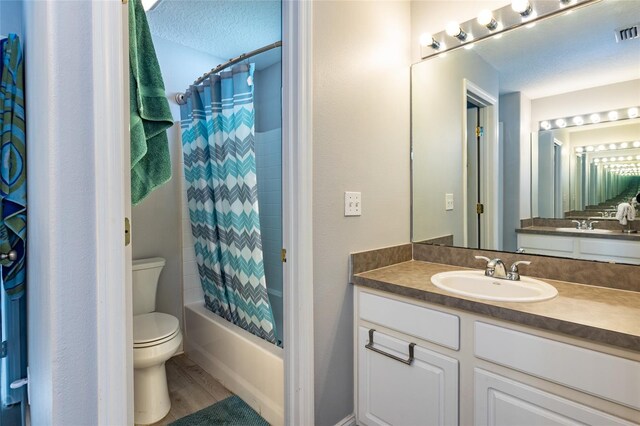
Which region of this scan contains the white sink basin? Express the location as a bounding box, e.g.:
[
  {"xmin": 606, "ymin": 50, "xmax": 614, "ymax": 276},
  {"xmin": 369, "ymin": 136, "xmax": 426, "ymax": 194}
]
[
  {"xmin": 555, "ymin": 227, "xmax": 614, "ymax": 234},
  {"xmin": 430, "ymin": 270, "xmax": 558, "ymax": 302}
]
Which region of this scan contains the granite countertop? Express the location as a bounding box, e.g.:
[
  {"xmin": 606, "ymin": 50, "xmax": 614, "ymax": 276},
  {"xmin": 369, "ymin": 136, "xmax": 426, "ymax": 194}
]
[
  {"xmin": 516, "ymin": 226, "xmax": 640, "ymax": 241},
  {"xmin": 353, "ymin": 260, "xmax": 640, "ymax": 352}
]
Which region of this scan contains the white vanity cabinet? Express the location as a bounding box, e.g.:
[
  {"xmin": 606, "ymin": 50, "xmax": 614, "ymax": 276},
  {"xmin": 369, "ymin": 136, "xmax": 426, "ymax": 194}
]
[
  {"xmin": 354, "ymin": 287, "xmax": 640, "ymax": 426},
  {"xmin": 355, "ymin": 291, "xmax": 460, "ymax": 426},
  {"xmin": 517, "ymin": 233, "xmax": 640, "ymax": 264}
]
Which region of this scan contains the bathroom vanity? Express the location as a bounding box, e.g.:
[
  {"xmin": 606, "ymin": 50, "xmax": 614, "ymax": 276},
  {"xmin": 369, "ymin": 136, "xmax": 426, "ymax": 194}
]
[
  {"xmin": 352, "ymin": 260, "xmax": 640, "ymax": 426},
  {"xmin": 516, "ymin": 227, "xmax": 640, "ymax": 264}
]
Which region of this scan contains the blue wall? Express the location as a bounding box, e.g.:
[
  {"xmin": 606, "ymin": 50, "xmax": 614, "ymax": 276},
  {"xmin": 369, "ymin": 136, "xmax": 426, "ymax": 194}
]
[{"xmin": 253, "ymin": 60, "xmax": 283, "ymax": 344}]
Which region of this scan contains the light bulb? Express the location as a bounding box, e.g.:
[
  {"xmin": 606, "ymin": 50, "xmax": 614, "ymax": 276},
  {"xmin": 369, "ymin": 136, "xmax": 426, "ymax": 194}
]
[
  {"xmin": 620, "ymin": 142, "xmax": 629, "ymax": 149},
  {"xmin": 608, "ymin": 111, "xmax": 619, "ymax": 121},
  {"xmin": 610, "ymin": 157, "xmax": 616, "ymax": 161},
  {"xmin": 589, "ymin": 113, "xmax": 601, "ymax": 123},
  {"xmin": 633, "ymin": 141, "xmax": 640, "ymax": 148},
  {"xmin": 594, "ymin": 158, "xmax": 600, "ymax": 163},
  {"xmin": 477, "ymin": 10, "xmax": 498, "ymax": 30},
  {"xmin": 628, "ymin": 107, "xmax": 639, "ymax": 118},
  {"xmin": 540, "ymin": 121, "xmax": 551, "ymax": 130},
  {"xmin": 575, "ymin": 147, "xmax": 584, "ymax": 153},
  {"xmin": 602, "ymin": 158, "xmax": 608, "ymax": 163},
  {"xmin": 572, "ymin": 116, "xmax": 584, "ymax": 125},
  {"xmin": 609, "ymin": 144, "xmax": 617, "ymax": 150},
  {"xmin": 555, "ymin": 118, "xmax": 567, "ymax": 128},
  {"xmin": 586, "ymin": 146, "xmax": 595, "ymax": 152},
  {"xmin": 627, "ymin": 156, "xmax": 633, "ymax": 161},
  {"xmin": 512, "ymin": 0, "xmax": 533, "ymax": 16},
  {"xmin": 618, "ymin": 156, "xmax": 624, "ymax": 161},
  {"xmin": 597, "ymin": 145, "xmax": 606, "ymax": 151},
  {"xmin": 446, "ymin": 22, "xmax": 462, "ymax": 37}
]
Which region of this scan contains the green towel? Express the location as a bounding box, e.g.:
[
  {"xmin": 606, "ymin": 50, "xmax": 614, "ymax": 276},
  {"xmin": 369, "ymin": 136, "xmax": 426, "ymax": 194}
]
[{"xmin": 129, "ymin": 0, "xmax": 173, "ymax": 205}]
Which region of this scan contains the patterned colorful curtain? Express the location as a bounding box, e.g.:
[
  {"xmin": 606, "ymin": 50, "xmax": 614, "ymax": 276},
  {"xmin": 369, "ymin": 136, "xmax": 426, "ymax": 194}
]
[
  {"xmin": 180, "ymin": 64, "xmax": 277, "ymax": 344},
  {"xmin": 0, "ymin": 34, "xmax": 27, "ymax": 410}
]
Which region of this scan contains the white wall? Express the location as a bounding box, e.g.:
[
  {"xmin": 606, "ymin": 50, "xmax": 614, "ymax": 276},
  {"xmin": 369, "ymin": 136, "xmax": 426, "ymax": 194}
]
[
  {"xmin": 132, "ymin": 36, "xmax": 223, "ymax": 336},
  {"xmin": 24, "ymin": 1, "xmax": 129, "ymax": 424},
  {"xmin": 312, "ymin": 2, "xmax": 411, "ymax": 424},
  {"xmin": 412, "ymin": 50, "xmax": 499, "ymax": 245}
]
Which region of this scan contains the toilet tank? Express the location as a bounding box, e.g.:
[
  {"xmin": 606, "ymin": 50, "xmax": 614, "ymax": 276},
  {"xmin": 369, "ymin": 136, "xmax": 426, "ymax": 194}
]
[{"xmin": 132, "ymin": 257, "xmax": 166, "ymax": 316}]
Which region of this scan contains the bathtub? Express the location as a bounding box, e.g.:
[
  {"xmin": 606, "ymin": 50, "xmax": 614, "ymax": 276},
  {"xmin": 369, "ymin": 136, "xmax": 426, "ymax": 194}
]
[{"xmin": 183, "ymin": 302, "xmax": 284, "ymax": 425}]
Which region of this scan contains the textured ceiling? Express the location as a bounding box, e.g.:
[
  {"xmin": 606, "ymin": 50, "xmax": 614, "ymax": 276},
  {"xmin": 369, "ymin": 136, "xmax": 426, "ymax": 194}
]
[
  {"xmin": 146, "ymin": 0, "xmax": 281, "ymax": 62},
  {"xmin": 469, "ymin": 0, "xmax": 640, "ymax": 98}
]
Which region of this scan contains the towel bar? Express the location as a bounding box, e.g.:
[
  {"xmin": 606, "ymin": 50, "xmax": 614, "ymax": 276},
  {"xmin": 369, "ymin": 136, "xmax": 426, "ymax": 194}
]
[{"xmin": 365, "ymin": 329, "xmax": 416, "ymax": 365}]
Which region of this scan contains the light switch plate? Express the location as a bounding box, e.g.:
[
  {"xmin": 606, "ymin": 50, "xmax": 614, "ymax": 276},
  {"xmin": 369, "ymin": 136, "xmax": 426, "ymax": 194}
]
[
  {"xmin": 445, "ymin": 193, "xmax": 454, "ymax": 211},
  {"xmin": 345, "ymin": 191, "xmax": 362, "ymax": 216}
]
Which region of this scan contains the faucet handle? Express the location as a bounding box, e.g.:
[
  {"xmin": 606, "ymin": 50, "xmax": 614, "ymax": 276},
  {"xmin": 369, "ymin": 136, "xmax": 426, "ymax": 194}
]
[
  {"xmin": 510, "ymin": 260, "xmax": 531, "ymax": 272},
  {"xmin": 508, "ymin": 260, "xmax": 531, "ymax": 280},
  {"xmin": 588, "ymin": 220, "xmax": 599, "ymax": 230},
  {"xmin": 571, "ymin": 220, "xmax": 581, "ymax": 229}
]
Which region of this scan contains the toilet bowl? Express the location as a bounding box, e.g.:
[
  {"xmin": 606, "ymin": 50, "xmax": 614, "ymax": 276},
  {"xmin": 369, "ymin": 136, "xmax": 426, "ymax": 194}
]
[{"xmin": 132, "ymin": 258, "xmax": 183, "ymax": 425}]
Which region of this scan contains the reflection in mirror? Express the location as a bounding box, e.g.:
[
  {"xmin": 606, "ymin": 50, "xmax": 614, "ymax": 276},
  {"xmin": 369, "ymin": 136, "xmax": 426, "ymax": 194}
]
[{"xmin": 411, "ymin": 0, "xmax": 640, "ymax": 264}]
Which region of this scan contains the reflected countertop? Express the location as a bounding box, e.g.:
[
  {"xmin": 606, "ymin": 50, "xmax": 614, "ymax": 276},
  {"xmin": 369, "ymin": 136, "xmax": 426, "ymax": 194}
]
[
  {"xmin": 516, "ymin": 225, "xmax": 640, "ymax": 240},
  {"xmin": 353, "ymin": 260, "xmax": 640, "ymax": 352}
]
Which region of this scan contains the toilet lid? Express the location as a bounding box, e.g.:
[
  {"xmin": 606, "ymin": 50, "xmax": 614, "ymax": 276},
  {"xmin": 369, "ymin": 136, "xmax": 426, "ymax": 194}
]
[{"xmin": 133, "ymin": 312, "xmax": 179, "ymax": 345}]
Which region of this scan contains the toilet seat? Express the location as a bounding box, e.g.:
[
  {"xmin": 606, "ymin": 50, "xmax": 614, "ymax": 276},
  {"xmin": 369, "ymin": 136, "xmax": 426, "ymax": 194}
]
[{"xmin": 134, "ymin": 312, "xmax": 180, "ymax": 348}]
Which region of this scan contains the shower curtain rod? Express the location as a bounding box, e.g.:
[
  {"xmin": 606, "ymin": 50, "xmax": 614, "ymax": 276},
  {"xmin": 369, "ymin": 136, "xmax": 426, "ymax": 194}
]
[{"xmin": 175, "ymin": 40, "xmax": 282, "ymax": 105}]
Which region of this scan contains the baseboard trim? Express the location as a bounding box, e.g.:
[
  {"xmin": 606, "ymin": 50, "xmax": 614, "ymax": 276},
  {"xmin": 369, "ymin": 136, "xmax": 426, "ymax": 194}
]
[{"xmin": 335, "ymin": 413, "xmax": 356, "ymax": 426}]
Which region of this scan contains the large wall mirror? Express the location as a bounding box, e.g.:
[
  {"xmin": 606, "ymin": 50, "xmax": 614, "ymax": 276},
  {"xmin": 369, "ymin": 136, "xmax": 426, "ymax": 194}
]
[{"xmin": 411, "ymin": 0, "xmax": 640, "ymax": 264}]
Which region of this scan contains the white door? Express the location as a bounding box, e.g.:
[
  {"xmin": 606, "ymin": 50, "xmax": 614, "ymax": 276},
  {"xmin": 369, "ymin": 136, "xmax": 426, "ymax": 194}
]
[
  {"xmin": 475, "ymin": 369, "xmax": 636, "ymax": 426},
  {"xmin": 357, "ymin": 327, "xmax": 458, "ymax": 426}
]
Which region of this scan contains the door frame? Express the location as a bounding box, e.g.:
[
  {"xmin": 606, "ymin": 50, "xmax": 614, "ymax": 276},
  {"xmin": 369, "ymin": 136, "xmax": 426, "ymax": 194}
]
[
  {"xmin": 462, "ymin": 79, "xmax": 499, "ymax": 250},
  {"xmin": 282, "ymin": 1, "xmax": 316, "ymax": 424}
]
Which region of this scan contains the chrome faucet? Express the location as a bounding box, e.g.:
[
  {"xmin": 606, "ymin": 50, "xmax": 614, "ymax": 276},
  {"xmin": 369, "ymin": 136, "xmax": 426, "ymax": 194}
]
[
  {"xmin": 587, "ymin": 220, "xmax": 599, "ymax": 230},
  {"xmin": 475, "ymin": 256, "xmax": 532, "ymax": 281}
]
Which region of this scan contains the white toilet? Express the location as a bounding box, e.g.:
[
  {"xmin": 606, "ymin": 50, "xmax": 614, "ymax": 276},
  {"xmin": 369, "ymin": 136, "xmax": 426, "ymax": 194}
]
[{"xmin": 133, "ymin": 257, "xmax": 183, "ymax": 425}]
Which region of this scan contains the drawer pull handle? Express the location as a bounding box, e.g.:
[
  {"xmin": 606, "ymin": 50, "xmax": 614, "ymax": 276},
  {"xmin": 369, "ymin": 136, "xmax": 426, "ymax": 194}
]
[{"xmin": 365, "ymin": 329, "xmax": 415, "ymax": 365}]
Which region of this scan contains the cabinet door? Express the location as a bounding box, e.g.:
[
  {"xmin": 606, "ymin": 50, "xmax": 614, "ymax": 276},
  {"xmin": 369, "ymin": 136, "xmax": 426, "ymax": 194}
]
[
  {"xmin": 357, "ymin": 327, "xmax": 458, "ymax": 426},
  {"xmin": 475, "ymin": 369, "xmax": 637, "ymax": 426}
]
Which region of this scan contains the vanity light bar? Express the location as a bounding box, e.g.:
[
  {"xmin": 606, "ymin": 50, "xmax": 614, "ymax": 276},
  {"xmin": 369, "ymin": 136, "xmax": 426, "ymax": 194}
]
[
  {"xmin": 540, "ymin": 105, "xmax": 640, "ymax": 132},
  {"xmin": 575, "ymin": 140, "xmax": 640, "ymax": 154},
  {"xmin": 419, "ymin": 0, "xmax": 595, "ymax": 59}
]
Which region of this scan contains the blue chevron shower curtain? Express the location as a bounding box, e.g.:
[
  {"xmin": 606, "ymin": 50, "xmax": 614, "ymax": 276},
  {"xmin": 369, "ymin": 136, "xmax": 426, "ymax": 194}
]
[{"xmin": 180, "ymin": 64, "xmax": 277, "ymax": 344}]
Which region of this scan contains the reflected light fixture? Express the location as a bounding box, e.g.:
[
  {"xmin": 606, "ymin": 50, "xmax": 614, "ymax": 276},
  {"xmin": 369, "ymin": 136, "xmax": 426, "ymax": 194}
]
[
  {"xmin": 572, "ymin": 116, "xmax": 584, "ymax": 126},
  {"xmin": 597, "ymin": 144, "xmax": 606, "ymax": 151},
  {"xmin": 446, "ymin": 22, "xmax": 467, "ymax": 41},
  {"xmin": 590, "ymin": 113, "xmax": 601, "ymax": 124},
  {"xmin": 575, "ymin": 146, "xmax": 584, "ymax": 153},
  {"xmin": 609, "ymin": 144, "xmax": 617, "ymax": 150},
  {"xmin": 585, "ymin": 146, "xmax": 595, "ymax": 152},
  {"xmin": 608, "ymin": 111, "xmax": 619, "ymax": 121},
  {"xmin": 540, "ymin": 121, "xmax": 551, "ymax": 130},
  {"xmin": 620, "ymin": 142, "xmax": 629, "ymax": 149},
  {"xmin": 628, "ymin": 107, "xmax": 639, "ymax": 118},
  {"xmin": 420, "ymin": 33, "xmax": 441, "ymax": 49},
  {"xmin": 634, "ymin": 141, "xmax": 640, "ymax": 148},
  {"xmin": 512, "ymin": 0, "xmax": 533, "ymax": 17},
  {"xmin": 477, "ymin": 10, "xmax": 499, "ymax": 30},
  {"xmin": 555, "ymin": 118, "xmax": 567, "ymax": 128}
]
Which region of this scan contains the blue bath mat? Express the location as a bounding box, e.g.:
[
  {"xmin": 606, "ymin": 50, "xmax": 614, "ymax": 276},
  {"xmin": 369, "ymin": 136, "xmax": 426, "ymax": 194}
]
[{"xmin": 169, "ymin": 395, "xmax": 270, "ymax": 426}]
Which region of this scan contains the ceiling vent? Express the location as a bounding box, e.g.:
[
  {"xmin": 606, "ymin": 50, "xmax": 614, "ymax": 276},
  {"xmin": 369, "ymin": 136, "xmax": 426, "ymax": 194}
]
[{"xmin": 615, "ymin": 23, "xmax": 639, "ymax": 43}]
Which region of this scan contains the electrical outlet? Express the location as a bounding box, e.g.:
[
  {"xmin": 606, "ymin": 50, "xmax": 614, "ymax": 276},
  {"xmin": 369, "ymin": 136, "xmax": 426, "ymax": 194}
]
[
  {"xmin": 445, "ymin": 193, "xmax": 454, "ymax": 211},
  {"xmin": 345, "ymin": 191, "xmax": 362, "ymax": 216}
]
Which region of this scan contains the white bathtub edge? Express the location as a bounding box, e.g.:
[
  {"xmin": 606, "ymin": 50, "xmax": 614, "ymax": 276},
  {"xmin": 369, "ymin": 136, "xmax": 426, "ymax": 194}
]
[{"xmin": 184, "ymin": 302, "xmax": 284, "ymax": 426}]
